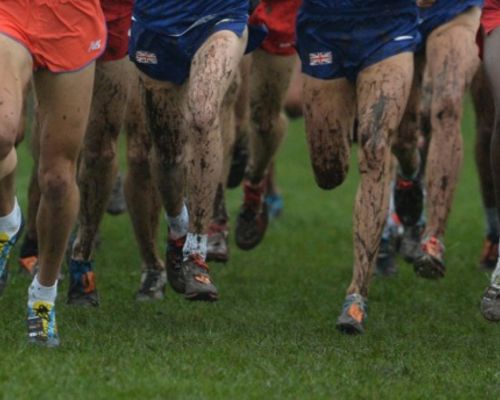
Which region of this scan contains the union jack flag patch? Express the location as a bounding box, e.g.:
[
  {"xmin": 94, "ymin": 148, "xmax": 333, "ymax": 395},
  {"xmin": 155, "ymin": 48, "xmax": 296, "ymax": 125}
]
[
  {"xmin": 309, "ymin": 51, "xmax": 332, "ymax": 66},
  {"xmin": 136, "ymin": 51, "xmax": 158, "ymax": 65}
]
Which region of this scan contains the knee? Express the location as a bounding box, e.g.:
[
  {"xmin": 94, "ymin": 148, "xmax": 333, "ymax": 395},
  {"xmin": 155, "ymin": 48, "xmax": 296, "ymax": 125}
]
[
  {"xmin": 83, "ymin": 142, "xmax": 117, "ymax": 167},
  {"xmin": 127, "ymin": 146, "xmax": 151, "ymax": 173},
  {"xmin": 310, "ymin": 155, "xmax": 349, "ymax": 190},
  {"xmin": 359, "ymin": 130, "xmax": 390, "ymax": 172},
  {"xmin": 38, "ymin": 165, "xmax": 75, "ymax": 200}
]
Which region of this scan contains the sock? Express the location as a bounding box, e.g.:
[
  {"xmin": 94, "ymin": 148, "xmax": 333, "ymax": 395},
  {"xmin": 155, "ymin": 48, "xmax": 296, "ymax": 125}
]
[
  {"xmin": 183, "ymin": 233, "xmax": 207, "ymax": 260},
  {"xmin": 28, "ymin": 275, "xmax": 57, "ymax": 306},
  {"xmin": 0, "ymin": 198, "xmax": 21, "ymax": 238},
  {"xmin": 485, "ymin": 208, "xmax": 499, "ymax": 239},
  {"xmin": 167, "ymin": 203, "xmax": 189, "ymax": 240}
]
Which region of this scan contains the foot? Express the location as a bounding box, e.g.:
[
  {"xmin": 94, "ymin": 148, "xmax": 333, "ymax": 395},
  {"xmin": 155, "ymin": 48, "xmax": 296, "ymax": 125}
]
[
  {"xmin": 399, "ymin": 224, "xmax": 424, "ymax": 263},
  {"xmin": 394, "ymin": 174, "xmax": 424, "ymax": 227},
  {"xmin": 235, "ymin": 180, "xmax": 268, "ymax": 251},
  {"xmin": 107, "ymin": 173, "xmax": 127, "ymax": 216},
  {"xmin": 182, "ymin": 254, "xmax": 218, "ymax": 301},
  {"xmin": 27, "ymin": 300, "xmax": 60, "ymax": 347},
  {"xmin": 481, "ymin": 285, "xmax": 500, "ymax": 321},
  {"xmin": 227, "ymin": 139, "xmax": 249, "ymax": 189},
  {"xmin": 136, "ymin": 265, "xmax": 167, "ymax": 301},
  {"xmin": 67, "ymin": 259, "xmax": 99, "ymax": 306},
  {"xmin": 265, "ymin": 193, "xmax": 284, "ymax": 219},
  {"xmin": 479, "ymin": 235, "xmax": 499, "ymax": 271},
  {"xmin": 413, "ymin": 236, "xmax": 445, "ymax": 279},
  {"xmin": 0, "ymin": 222, "xmax": 24, "ymax": 297},
  {"xmin": 376, "ymin": 237, "xmax": 398, "ymax": 277},
  {"xmin": 206, "ymin": 222, "xmax": 229, "ymax": 263},
  {"xmin": 166, "ymin": 235, "xmax": 186, "ymax": 294},
  {"xmin": 18, "ymin": 235, "xmax": 39, "ymax": 276},
  {"xmin": 336, "ymin": 293, "xmax": 367, "ymax": 335}
]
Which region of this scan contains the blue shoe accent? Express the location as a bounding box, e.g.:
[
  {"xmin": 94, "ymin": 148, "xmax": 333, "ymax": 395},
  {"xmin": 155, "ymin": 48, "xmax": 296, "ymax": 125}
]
[
  {"xmin": 67, "ymin": 259, "xmax": 99, "ymax": 306},
  {"xmin": 265, "ymin": 194, "xmax": 284, "ymax": 219},
  {"xmin": 0, "ymin": 217, "xmax": 24, "ymax": 296},
  {"xmin": 27, "ymin": 300, "xmax": 60, "ymax": 347}
]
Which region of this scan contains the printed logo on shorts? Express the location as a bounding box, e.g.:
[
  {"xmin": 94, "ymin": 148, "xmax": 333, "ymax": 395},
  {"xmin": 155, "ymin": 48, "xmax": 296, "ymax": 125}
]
[
  {"xmin": 88, "ymin": 40, "xmax": 102, "ymax": 52},
  {"xmin": 136, "ymin": 51, "xmax": 158, "ymax": 65},
  {"xmin": 309, "ymin": 52, "xmax": 332, "ymax": 66},
  {"xmin": 394, "ymin": 35, "xmax": 414, "ymax": 42}
]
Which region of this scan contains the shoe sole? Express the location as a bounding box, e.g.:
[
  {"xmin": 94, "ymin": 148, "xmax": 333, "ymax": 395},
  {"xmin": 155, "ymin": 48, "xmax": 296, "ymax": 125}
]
[
  {"xmin": 206, "ymin": 253, "xmax": 229, "ymax": 263},
  {"xmin": 28, "ymin": 337, "xmax": 60, "ymax": 348},
  {"xmin": 413, "ymin": 254, "xmax": 445, "ymax": 279},
  {"xmin": 136, "ymin": 292, "xmax": 165, "ymax": 302},
  {"xmin": 185, "ymin": 291, "xmax": 218, "ymax": 302},
  {"xmin": 336, "ymin": 316, "xmax": 364, "ymax": 335}
]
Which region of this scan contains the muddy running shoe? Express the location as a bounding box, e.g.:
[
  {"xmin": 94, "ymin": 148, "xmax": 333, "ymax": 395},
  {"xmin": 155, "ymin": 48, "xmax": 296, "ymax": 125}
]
[
  {"xmin": 394, "ymin": 175, "xmax": 424, "ymax": 227},
  {"xmin": 227, "ymin": 139, "xmax": 249, "ymax": 189},
  {"xmin": 399, "ymin": 224, "xmax": 424, "ymax": 263},
  {"xmin": 0, "ymin": 223, "xmax": 24, "ymax": 297},
  {"xmin": 206, "ymin": 222, "xmax": 229, "ymax": 263},
  {"xmin": 166, "ymin": 235, "xmax": 186, "ymax": 294},
  {"xmin": 27, "ymin": 300, "xmax": 59, "ymax": 347},
  {"xmin": 107, "ymin": 173, "xmax": 127, "ymax": 216},
  {"xmin": 19, "ymin": 235, "xmax": 38, "ymax": 276},
  {"xmin": 336, "ymin": 293, "xmax": 367, "ymax": 335},
  {"xmin": 413, "ymin": 236, "xmax": 445, "ymax": 279},
  {"xmin": 182, "ymin": 254, "xmax": 218, "ymax": 301},
  {"xmin": 265, "ymin": 193, "xmax": 284, "ymax": 219},
  {"xmin": 235, "ymin": 181, "xmax": 268, "ymax": 251},
  {"xmin": 67, "ymin": 259, "xmax": 99, "ymax": 306},
  {"xmin": 136, "ymin": 266, "xmax": 167, "ymax": 301},
  {"xmin": 481, "ymin": 285, "xmax": 500, "ymax": 321},
  {"xmin": 376, "ymin": 237, "xmax": 398, "ymax": 277},
  {"xmin": 479, "ymin": 235, "xmax": 499, "ymax": 271}
]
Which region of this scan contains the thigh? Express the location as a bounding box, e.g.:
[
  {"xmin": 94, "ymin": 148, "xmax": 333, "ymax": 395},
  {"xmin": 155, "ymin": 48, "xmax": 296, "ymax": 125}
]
[
  {"xmin": 187, "ymin": 29, "xmax": 248, "ymax": 119},
  {"xmin": 484, "ymin": 28, "xmax": 500, "ymax": 106},
  {"xmin": 356, "ymin": 52, "xmax": 414, "ymax": 148},
  {"xmin": 34, "ymin": 63, "xmax": 96, "ymax": 170}
]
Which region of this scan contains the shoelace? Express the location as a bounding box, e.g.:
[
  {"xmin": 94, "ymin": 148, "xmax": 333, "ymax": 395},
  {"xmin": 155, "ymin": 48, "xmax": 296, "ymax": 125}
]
[{"xmin": 189, "ymin": 254, "xmax": 210, "ymax": 272}]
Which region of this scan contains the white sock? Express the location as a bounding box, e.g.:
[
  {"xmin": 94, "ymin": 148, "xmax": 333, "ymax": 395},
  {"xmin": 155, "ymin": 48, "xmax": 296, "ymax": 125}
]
[
  {"xmin": 0, "ymin": 198, "xmax": 21, "ymax": 238},
  {"xmin": 183, "ymin": 233, "xmax": 207, "ymax": 260},
  {"xmin": 28, "ymin": 275, "xmax": 57, "ymax": 306},
  {"xmin": 167, "ymin": 203, "xmax": 189, "ymax": 240}
]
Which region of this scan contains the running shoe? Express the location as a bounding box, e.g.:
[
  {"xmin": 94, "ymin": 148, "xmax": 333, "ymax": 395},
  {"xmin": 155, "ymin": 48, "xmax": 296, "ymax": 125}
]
[
  {"xmin": 336, "ymin": 293, "xmax": 367, "ymax": 335},
  {"xmin": 413, "ymin": 236, "xmax": 445, "ymax": 279},
  {"xmin": 399, "ymin": 224, "xmax": 424, "ymax": 263},
  {"xmin": 18, "ymin": 235, "xmax": 38, "ymax": 276},
  {"xmin": 206, "ymin": 222, "xmax": 229, "ymax": 263},
  {"xmin": 480, "ymin": 285, "xmax": 500, "ymax": 322},
  {"xmin": 265, "ymin": 193, "xmax": 284, "ymax": 219},
  {"xmin": 107, "ymin": 173, "xmax": 127, "ymax": 216},
  {"xmin": 182, "ymin": 254, "xmax": 218, "ymax": 301},
  {"xmin": 136, "ymin": 266, "xmax": 167, "ymax": 301},
  {"xmin": 227, "ymin": 139, "xmax": 249, "ymax": 189},
  {"xmin": 235, "ymin": 181, "xmax": 268, "ymax": 251},
  {"xmin": 394, "ymin": 174, "xmax": 424, "ymax": 227},
  {"xmin": 479, "ymin": 234, "xmax": 499, "ymax": 271},
  {"xmin": 0, "ymin": 223, "xmax": 24, "ymax": 296},
  {"xmin": 166, "ymin": 235, "xmax": 186, "ymax": 294},
  {"xmin": 67, "ymin": 259, "xmax": 99, "ymax": 306},
  {"xmin": 27, "ymin": 300, "xmax": 59, "ymax": 347}
]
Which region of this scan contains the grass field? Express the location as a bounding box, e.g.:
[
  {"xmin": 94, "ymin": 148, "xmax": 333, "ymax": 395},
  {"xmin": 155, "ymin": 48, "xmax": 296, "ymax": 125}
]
[{"xmin": 1, "ymin": 101, "xmax": 500, "ymax": 399}]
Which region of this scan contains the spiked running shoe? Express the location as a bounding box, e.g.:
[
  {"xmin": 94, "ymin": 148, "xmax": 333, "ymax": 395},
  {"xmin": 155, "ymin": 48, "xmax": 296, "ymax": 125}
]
[
  {"xmin": 265, "ymin": 193, "xmax": 284, "ymax": 219},
  {"xmin": 479, "ymin": 235, "xmax": 499, "ymax": 271},
  {"xmin": 336, "ymin": 293, "xmax": 367, "ymax": 335},
  {"xmin": 27, "ymin": 300, "xmax": 59, "ymax": 347},
  {"xmin": 67, "ymin": 259, "xmax": 99, "ymax": 306},
  {"xmin": 182, "ymin": 254, "xmax": 218, "ymax": 301},
  {"xmin": 0, "ymin": 223, "xmax": 24, "ymax": 296},
  {"xmin": 167, "ymin": 235, "xmax": 186, "ymax": 294},
  {"xmin": 18, "ymin": 235, "xmax": 39, "ymax": 276},
  {"xmin": 394, "ymin": 175, "xmax": 424, "ymax": 227},
  {"xmin": 107, "ymin": 173, "xmax": 127, "ymax": 216},
  {"xmin": 136, "ymin": 266, "xmax": 167, "ymax": 301},
  {"xmin": 480, "ymin": 285, "xmax": 500, "ymax": 321},
  {"xmin": 413, "ymin": 236, "xmax": 445, "ymax": 279},
  {"xmin": 235, "ymin": 181, "xmax": 268, "ymax": 251},
  {"xmin": 206, "ymin": 222, "xmax": 229, "ymax": 263}
]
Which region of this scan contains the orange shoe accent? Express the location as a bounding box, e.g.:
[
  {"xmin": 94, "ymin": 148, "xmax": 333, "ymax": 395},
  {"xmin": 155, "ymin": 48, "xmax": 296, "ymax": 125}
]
[
  {"xmin": 194, "ymin": 275, "xmax": 212, "ymax": 285},
  {"xmin": 422, "ymin": 236, "xmax": 444, "ymax": 260},
  {"xmin": 347, "ymin": 304, "xmax": 364, "ymax": 323},
  {"xmin": 82, "ymin": 272, "xmax": 96, "ymax": 294},
  {"xmin": 19, "ymin": 256, "xmax": 38, "ymax": 275}
]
